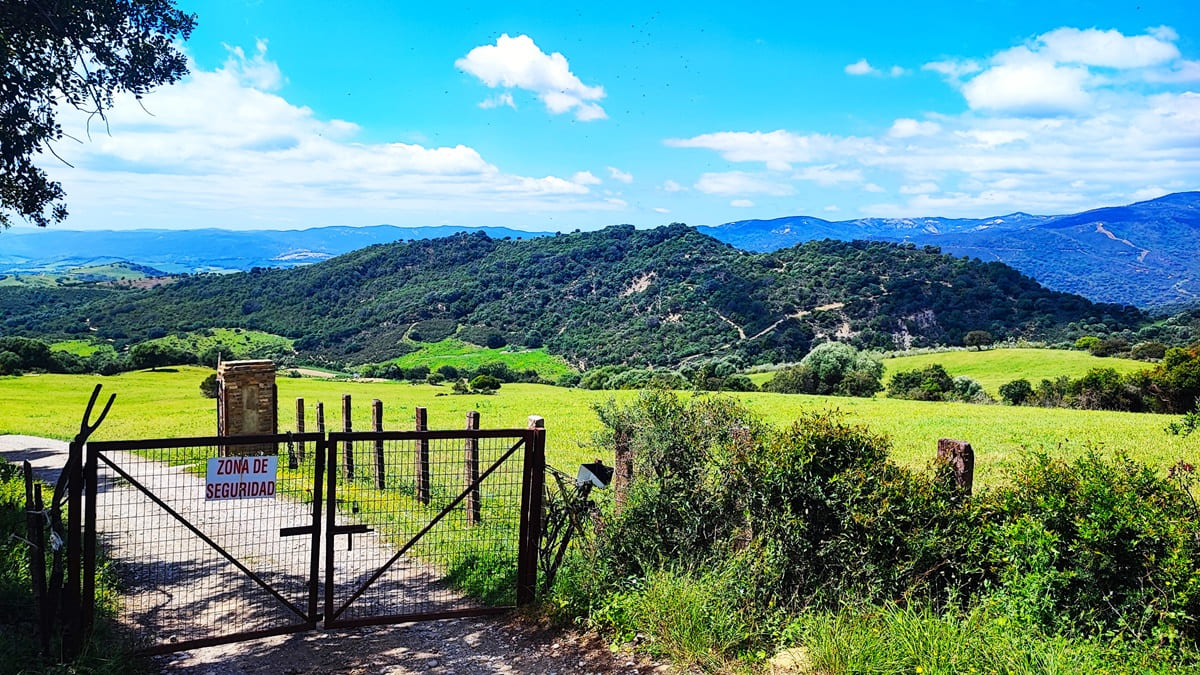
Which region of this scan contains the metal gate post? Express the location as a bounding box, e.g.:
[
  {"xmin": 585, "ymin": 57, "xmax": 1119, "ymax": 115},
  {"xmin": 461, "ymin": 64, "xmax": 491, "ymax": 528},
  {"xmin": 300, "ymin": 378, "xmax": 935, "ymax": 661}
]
[
  {"xmin": 323, "ymin": 434, "xmax": 337, "ymax": 623},
  {"xmin": 516, "ymin": 416, "xmax": 546, "ymax": 605},
  {"xmin": 81, "ymin": 442, "xmax": 98, "ymax": 639},
  {"xmin": 63, "ymin": 439, "xmax": 84, "ymax": 658},
  {"xmin": 308, "ymin": 438, "xmax": 327, "ymax": 622}
]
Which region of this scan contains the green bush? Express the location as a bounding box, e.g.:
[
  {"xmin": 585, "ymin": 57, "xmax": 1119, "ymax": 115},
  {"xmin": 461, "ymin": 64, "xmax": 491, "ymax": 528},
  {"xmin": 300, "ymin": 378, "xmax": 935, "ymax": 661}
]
[
  {"xmin": 999, "ymin": 378, "xmax": 1033, "ymax": 405},
  {"xmin": 886, "ymin": 363, "xmax": 954, "ymax": 401},
  {"xmin": 762, "ymin": 342, "xmax": 882, "ymax": 397},
  {"xmin": 983, "ymin": 452, "xmax": 1200, "ymax": 643}
]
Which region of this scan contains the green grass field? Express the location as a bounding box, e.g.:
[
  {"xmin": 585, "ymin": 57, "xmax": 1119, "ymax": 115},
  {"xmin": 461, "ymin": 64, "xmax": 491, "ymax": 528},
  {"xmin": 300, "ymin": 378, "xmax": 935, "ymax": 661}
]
[
  {"xmin": 391, "ymin": 339, "xmax": 575, "ymax": 379},
  {"xmin": 879, "ymin": 347, "xmax": 1148, "ymax": 394},
  {"xmin": 1, "ymin": 366, "xmax": 1195, "ymax": 487}
]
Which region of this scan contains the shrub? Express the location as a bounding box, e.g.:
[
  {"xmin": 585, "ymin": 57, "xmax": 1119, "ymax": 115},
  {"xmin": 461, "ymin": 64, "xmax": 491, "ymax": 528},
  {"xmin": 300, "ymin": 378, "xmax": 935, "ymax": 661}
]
[
  {"xmin": 199, "ymin": 373, "xmax": 218, "ymax": 398},
  {"xmin": 469, "ymin": 374, "xmax": 501, "ymax": 392},
  {"xmin": 952, "ymin": 375, "xmax": 990, "ymax": 403},
  {"xmin": 887, "ymin": 363, "xmax": 954, "ymax": 401},
  {"xmin": 999, "ymin": 379, "xmax": 1033, "ymax": 406},
  {"xmin": 983, "ymin": 451, "xmax": 1200, "ymax": 643},
  {"xmin": 762, "ymin": 342, "xmax": 882, "ymax": 397}
]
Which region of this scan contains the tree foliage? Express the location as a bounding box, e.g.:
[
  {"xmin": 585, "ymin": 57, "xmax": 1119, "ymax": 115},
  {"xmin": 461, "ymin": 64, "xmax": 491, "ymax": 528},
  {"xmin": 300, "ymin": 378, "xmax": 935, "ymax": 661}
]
[{"xmin": 0, "ymin": 0, "xmax": 196, "ymax": 227}]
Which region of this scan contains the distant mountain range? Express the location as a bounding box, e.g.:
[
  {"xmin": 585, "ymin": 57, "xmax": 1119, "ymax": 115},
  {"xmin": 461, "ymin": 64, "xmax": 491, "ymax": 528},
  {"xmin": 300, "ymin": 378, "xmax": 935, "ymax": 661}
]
[
  {"xmin": 0, "ymin": 225, "xmax": 550, "ymax": 275},
  {"xmin": 698, "ymin": 192, "xmax": 1200, "ymax": 308},
  {"xmin": 1, "ymin": 192, "xmax": 1196, "ymax": 307}
]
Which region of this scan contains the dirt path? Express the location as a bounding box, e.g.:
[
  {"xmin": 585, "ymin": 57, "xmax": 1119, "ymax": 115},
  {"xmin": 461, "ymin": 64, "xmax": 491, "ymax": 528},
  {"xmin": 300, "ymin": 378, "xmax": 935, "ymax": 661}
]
[{"xmin": 0, "ymin": 435, "xmax": 669, "ymax": 674}]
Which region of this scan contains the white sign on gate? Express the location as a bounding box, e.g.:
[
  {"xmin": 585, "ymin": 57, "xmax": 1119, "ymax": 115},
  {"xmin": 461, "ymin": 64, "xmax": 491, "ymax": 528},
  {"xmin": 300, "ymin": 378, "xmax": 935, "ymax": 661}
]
[{"xmin": 205, "ymin": 455, "xmax": 278, "ymax": 500}]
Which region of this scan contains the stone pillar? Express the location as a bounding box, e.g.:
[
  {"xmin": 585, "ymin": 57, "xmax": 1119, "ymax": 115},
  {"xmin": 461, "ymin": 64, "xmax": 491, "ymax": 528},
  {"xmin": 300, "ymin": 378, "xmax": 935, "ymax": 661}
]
[{"xmin": 217, "ymin": 360, "xmax": 277, "ymax": 456}]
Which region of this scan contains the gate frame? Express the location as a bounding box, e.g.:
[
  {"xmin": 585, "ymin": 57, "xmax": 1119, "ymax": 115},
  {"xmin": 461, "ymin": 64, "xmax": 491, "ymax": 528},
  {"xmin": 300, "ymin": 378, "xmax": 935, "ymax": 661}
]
[
  {"xmin": 81, "ymin": 432, "xmax": 327, "ymax": 655},
  {"xmin": 321, "ymin": 420, "xmax": 545, "ymax": 628},
  {"xmin": 75, "ymin": 422, "xmax": 545, "ymax": 654}
]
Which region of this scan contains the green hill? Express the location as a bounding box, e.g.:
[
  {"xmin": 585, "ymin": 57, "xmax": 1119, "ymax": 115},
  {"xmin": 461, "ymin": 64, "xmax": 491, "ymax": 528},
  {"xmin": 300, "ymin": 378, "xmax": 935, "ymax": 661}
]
[{"xmin": 1, "ymin": 225, "xmax": 1143, "ymax": 368}]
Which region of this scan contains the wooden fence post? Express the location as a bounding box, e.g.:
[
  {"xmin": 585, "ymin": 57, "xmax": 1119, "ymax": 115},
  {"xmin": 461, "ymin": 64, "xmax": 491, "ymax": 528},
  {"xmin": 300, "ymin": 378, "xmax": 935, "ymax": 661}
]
[
  {"xmin": 295, "ymin": 397, "xmax": 306, "ymax": 463},
  {"xmin": 342, "ymin": 394, "xmax": 353, "ymax": 480},
  {"xmin": 415, "ymin": 406, "xmax": 430, "ymax": 504},
  {"xmin": 613, "ymin": 429, "xmax": 633, "ymax": 513},
  {"xmin": 315, "ymin": 401, "xmax": 325, "ymax": 435},
  {"xmin": 373, "ymin": 399, "xmax": 386, "ymax": 490},
  {"xmin": 464, "ymin": 410, "xmax": 481, "ymax": 525},
  {"xmin": 937, "ymin": 439, "xmax": 975, "ymax": 496}
]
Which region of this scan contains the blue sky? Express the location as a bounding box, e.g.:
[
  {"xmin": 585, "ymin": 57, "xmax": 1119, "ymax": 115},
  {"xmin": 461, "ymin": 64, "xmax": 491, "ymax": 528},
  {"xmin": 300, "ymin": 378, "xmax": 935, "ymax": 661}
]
[{"xmin": 31, "ymin": 0, "xmax": 1200, "ymax": 231}]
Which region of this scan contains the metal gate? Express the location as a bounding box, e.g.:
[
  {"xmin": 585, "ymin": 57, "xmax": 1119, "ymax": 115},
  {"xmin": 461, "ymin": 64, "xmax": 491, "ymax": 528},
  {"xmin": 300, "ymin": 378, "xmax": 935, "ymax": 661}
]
[{"xmin": 79, "ymin": 424, "xmax": 544, "ymax": 655}]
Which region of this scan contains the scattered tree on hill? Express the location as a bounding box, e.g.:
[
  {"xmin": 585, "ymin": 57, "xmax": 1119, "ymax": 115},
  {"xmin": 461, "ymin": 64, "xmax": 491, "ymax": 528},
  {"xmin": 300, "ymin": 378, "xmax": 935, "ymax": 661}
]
[
  {"xmin": 129, "ymin": 342, "xmax": 186, "ymax": 371},
  {"xmin": 964, "ymin": 330, "xmax": 994, "ymax": 350},
  {"xmin": 999, "ymin": 379, "xmax": 1033, "ymax": 406},
  {"xmin": 0, "ymin": 0, "xmax": 196, "ymax": 228}
]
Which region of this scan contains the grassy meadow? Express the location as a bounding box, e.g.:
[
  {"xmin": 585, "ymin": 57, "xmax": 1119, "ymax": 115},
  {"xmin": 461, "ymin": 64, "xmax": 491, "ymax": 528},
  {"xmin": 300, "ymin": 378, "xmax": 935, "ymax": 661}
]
[
  {"xmin": 1, "ymin": 364, "xmax": 1196, "ymax": 487},
  {"xmin": 748, "ymin": 347, "xmax": 1148, "ymax": 393},
  {"xmin": 390, "ymin": 338, "xmax": 575, "ymax": 379},
  {"xmin": 879, "ymin": 347, "xmax": 1148, "ymax": 394}
]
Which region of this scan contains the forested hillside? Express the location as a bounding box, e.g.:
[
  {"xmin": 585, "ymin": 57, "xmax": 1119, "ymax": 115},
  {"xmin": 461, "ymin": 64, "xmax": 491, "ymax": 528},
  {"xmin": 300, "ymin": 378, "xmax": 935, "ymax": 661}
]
[{"xmin": 0, "ymin": 225, "xmax": 1142, "ymax": 367}]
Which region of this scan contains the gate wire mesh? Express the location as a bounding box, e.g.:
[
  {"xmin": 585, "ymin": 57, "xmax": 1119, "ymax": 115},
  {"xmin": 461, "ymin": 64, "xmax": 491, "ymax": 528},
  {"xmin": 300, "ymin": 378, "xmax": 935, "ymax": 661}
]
[
  {"xmin": 88, "ymin": 435, "xmax": 322, "ymax": 653},
  {"xmin": 325, "ymin": 432, "xmax": 527, "ymax": 624}
]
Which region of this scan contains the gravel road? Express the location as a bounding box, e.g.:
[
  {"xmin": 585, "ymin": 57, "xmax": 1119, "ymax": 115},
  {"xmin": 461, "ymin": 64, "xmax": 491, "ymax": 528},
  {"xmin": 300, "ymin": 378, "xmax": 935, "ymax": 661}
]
[{"xmin": 0, "ymin": 434, "xmax": 669, "ymax": 674}]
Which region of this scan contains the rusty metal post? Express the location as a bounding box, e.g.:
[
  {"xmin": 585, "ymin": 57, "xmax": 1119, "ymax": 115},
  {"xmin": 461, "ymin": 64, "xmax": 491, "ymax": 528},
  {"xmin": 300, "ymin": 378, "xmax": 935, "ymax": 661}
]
[
  {"xmin": 464, "ymin": 411, "xmax": 481, "ymax": 525},
  {"xmin": 937, "ymin": 439, "xmax": 975, "ymax": 496},
  {"xmin": 373, "ymin": 399, "xmax": 386, "ymax": 490},
  {"xmin": 414, "ymin": 407, "xmax": 430, "ymax": 505},
  {"xmin": 342, "ymin": 394, "xmax": 353, "ymax": 480}
]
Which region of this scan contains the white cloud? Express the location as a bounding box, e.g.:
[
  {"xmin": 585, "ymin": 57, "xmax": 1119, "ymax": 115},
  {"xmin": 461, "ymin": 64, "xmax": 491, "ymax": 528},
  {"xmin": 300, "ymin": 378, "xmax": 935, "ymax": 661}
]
[
  {"xmin": 889, "ymin": 118, "xmax": 941, "ymax": 138},
  {"xmin": 572, "ymin": 171, "xmax": 602, "ymax": 185},
  {"xmin": 456, "ymin": 34, "xmax": 607, "ymax": 121},
  {"xmin": 793, "ymin": 164, "xmax": 862, "ymax": 186},
  {"xmin": 479, "ymin": 92, "xmax": 516, "ymax": 109},
  {"xmin": 653, "ymin": 207, "xmax": 670, "ymax": 214},
  {"xmin": 695, "ymin": 172, "xmax": 794, "ymax": 196},
  {"xmin": 665, "ymin": 130, "xmax": 873, "ymax": 171},
  {"xmin": 961, "ymin": 59, "xmax": 1091, "ymax": 115},
  {"xmin": 944, "ymin": 26, "xmax": 1196, "ymax": 116},
  {"xmin": 923, "ymin": 59, "xmax": 982, "ymax": 81},
  {"xmin": 660, "ymin": 179, "xmax": 685, "ymax": 192},
  {"xmin": 607, "ymin": 166, "xmax": 634, "ymax": 183},
  {"xmin": 864, "ymin": 183, "xmax": 886, "ymax": 193},
  {"xmin": 1035, "ymin": 27, "xmax": 1179, "ymax": 68},
  {"xmin": 44, "ymin": 42, "xmax": 622, "ymax": 229},
  {"xmin": 730, "ymin": 199, "xmax": 755, "ymax": 208},
  {"xmin": 222, "ymin": 39, "xmax": 284, "ymax": 91},
  {"xmin": 899, "ymin": 182, "xmax": 940, "ymax": 195},
  {"xmin": 845, "ymin": 59, "xmax": 877, "ymax": 76},
  {"xmin": 824, "ymin": 205, "xmax": 840, "ymax": 212},
  {"xmin": 890, "ymin": 66, "xmax": 909, "ymax": 77}
]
